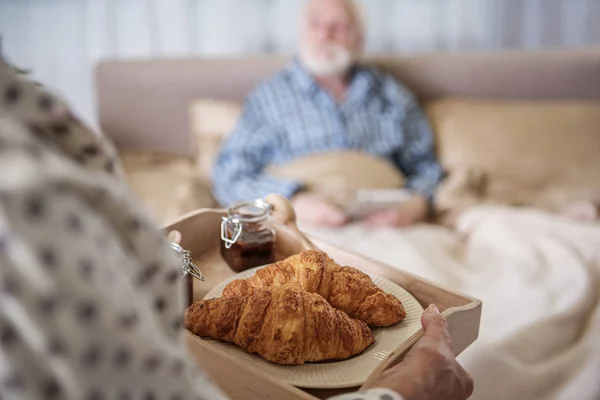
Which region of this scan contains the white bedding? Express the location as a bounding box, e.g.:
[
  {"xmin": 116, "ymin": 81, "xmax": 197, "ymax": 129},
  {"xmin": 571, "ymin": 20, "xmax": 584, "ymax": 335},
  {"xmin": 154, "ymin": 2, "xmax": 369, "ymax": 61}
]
[{"xmin": 300, "ymin": 205, "xmax": 600, "ymax": 400}]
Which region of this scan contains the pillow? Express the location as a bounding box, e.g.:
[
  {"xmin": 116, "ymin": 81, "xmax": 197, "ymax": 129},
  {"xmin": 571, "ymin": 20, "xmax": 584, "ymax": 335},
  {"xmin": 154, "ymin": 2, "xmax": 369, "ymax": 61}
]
[
  {"xmin": 266, "ymin": 151, "xmax": 405, "ymax": 207},
  {"xmin": 427, "ymin": 98, "xmax": 600, "ymax": 218},
  {"xmin": 120, "ymin": 151, "xmax": 217, "ymax": 223},
  {"xmin": 188, "ymin": 99, "xmax": 243, "ymax": 181}
]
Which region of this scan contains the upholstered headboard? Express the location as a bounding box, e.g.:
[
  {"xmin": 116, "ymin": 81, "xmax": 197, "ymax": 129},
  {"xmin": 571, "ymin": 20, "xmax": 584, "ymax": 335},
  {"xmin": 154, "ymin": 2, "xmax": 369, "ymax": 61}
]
[{"xmin": 95, "ymin": 47, "xmax": 600, "ymax": 155}]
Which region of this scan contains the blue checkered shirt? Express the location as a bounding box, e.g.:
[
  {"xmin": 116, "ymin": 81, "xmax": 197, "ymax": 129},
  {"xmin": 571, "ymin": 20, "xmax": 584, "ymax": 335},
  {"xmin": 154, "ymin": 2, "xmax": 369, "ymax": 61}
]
[{"xmin": 212, "ymin": 60, "xmax": 444, "ymax": 207}]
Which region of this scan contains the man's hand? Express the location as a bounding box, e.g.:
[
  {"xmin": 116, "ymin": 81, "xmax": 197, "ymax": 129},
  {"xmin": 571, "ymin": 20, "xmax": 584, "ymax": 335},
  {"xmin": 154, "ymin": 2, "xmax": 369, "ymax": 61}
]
[
  {"xmin": 364, "ymin": 195, "xmax": 429, "ymax": 228},
  {"xmin": 291, "ymin": 192, "xmax": 349, "ymax": 227},
  {"xmin": 371, "ymin": 304, "xmax": 474, "ymax": 400}
]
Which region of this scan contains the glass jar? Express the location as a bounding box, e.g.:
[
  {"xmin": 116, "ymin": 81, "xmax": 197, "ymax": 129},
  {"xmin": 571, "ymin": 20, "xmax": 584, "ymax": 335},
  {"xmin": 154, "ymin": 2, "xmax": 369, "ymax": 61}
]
[{"xmin": 220, "ymin": 199, "xmax": 276, "ymax": 273}]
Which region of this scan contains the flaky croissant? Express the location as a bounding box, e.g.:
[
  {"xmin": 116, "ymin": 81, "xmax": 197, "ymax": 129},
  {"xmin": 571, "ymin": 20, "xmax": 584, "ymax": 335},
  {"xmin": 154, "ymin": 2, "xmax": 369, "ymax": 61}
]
[
  {"xmin": 185, "ymin": 283, "xmax": 374, "ymax": 365},
  {"xmin": 222, "ymin": 250, "xmax": 406, "ymax": 327}
]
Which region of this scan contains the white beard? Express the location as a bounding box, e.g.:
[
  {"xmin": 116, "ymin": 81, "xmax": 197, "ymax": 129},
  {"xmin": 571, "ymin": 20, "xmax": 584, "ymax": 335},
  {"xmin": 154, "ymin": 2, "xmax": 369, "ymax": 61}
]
[{"xmin": 299, "ymin": 43, "xmax": 355, "ymax": 78}]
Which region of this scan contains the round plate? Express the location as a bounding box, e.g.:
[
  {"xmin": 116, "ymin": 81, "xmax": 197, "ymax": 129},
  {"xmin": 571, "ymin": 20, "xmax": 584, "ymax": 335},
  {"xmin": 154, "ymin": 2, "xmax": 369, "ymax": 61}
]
[{"xmin": 202, "ymin": 266, "xmax": 424, "ymax": 389}]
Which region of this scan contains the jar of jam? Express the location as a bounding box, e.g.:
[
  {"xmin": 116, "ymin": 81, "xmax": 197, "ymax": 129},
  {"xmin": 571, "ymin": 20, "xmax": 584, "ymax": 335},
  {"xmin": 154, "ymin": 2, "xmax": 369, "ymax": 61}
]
[{"xmin": 220, "ymin": 199, "xmax": 276, "ymax": 273}]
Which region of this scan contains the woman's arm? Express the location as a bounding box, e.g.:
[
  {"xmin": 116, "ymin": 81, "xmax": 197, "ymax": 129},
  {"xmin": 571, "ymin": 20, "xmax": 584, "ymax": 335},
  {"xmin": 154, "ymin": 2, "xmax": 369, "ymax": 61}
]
[{"xmin": 0, "ymin": 60, "xmax": 227, "ymax": 400}]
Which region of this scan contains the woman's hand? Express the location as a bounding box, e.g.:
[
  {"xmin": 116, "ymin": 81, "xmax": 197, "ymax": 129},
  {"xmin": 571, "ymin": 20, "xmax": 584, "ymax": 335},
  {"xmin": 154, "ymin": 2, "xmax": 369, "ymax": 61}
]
[
  {"xmin": 371, "ymin": 304, "xmax": 474, "ymax": 400},
  {"xmin": 291, "ymin": 192, "xmax": 349, "ymax": 227}
]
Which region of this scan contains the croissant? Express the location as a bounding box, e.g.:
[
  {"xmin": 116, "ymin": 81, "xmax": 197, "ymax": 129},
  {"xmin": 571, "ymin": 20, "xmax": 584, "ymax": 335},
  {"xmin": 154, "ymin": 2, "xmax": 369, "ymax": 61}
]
[
  {"xmin": 222, "ymin": 250, "xmax": 405, "ymax": 327},
  {"xmin": 185, "ymin": 283, "xmax": 374, "ymax": 365}
]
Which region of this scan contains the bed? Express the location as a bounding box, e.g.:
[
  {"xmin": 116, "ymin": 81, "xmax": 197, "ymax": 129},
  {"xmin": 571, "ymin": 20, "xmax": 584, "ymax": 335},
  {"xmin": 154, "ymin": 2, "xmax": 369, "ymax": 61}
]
[{"xmin": 96, "ymin": 47, "xmax": 600, "ymax": 400}]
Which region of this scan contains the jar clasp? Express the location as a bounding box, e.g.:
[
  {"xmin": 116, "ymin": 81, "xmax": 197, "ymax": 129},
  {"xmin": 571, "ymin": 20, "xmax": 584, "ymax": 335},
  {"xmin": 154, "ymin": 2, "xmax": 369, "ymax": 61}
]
[
  {"xmin": 169, "ymin": 242, "xmax": 203, "ymax": 281},
  {"xmin": 221, "ymin": 217, "xmax": 243, "ymax": 249}
]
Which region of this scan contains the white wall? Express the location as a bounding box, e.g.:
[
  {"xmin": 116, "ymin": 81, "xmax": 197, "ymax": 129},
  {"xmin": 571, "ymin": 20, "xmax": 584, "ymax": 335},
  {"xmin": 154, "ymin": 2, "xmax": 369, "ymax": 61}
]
[{"xmin": 1, "ymin": 0, "xmax": 599, "ymax": 127}]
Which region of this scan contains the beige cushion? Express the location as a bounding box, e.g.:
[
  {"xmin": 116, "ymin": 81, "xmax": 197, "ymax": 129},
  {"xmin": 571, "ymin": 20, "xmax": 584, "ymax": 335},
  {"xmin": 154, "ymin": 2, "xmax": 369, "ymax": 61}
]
[
  {"xmin": 189, "ymin": 99, "xmax": 243, "ymax": 180},
  {"xmin": 267, "ymin": 151, "xmax": 405, "ymax": 207},
  {"xmin": 120, "ymin": 151, "xmax": 217, "ymax": 223},
  {"xmin": 427, "ymin": 98, "xmax": 600, "ymax": 219}
]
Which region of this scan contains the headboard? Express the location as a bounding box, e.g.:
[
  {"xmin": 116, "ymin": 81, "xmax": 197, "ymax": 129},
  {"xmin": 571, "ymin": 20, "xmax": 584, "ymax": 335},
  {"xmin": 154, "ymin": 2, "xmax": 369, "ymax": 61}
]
[{"xmin": 95, "ymin": 47, "xmax": 600, "ymax": 155}]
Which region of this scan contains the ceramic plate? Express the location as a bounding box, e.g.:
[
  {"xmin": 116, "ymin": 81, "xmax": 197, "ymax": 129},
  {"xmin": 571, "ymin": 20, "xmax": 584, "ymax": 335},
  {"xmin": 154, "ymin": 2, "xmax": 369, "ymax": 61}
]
[{"xmin": 200, "ymin": 266, "xmax": 424, "ymax": 389}]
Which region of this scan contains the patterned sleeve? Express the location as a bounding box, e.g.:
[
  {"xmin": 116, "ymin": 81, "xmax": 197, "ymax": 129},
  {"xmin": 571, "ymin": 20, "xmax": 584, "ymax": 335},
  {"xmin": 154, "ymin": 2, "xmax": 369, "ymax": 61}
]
[
  {"xmin": 211, "ymin": 95, "xmax": 300, "ymax": 207},
  {"xmin": 0, "ymin": 179, "xmax": 229, "ymax": 400},
  {"xmin": 0, "ymin": 60, "xmax": 229, "ymax": 400}
]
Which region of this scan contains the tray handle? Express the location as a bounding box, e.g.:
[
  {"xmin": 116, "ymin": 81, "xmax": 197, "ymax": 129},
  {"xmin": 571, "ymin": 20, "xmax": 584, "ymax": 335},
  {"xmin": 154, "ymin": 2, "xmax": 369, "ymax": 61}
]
[
  {"xmin": 167, "ymin": 229, "xmax": 182, "ymax": 244},
  {"xmin": 264, "ymin": 194, "xmax": 317, "ymax": 251}
]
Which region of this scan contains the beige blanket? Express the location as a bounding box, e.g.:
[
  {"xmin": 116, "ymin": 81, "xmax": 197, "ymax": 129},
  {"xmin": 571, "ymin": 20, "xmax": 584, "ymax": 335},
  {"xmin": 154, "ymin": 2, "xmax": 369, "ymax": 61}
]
[{"xmin": 301, "ymin": 206, "xmax": 600, "ymax": 400}]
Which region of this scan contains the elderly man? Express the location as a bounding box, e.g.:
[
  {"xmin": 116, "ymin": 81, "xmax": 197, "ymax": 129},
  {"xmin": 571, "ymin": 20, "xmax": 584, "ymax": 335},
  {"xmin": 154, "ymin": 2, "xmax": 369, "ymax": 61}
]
[{"xmin": 212, "ymin": 0, "xmax": 444, "ymax": 227}]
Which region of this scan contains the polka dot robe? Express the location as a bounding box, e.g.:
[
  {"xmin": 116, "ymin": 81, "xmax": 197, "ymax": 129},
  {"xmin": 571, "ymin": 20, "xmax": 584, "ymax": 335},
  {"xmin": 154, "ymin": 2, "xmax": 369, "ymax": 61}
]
[{"xmin": 0, "ymin": 62, "xmax": 402, "ymax": 400}]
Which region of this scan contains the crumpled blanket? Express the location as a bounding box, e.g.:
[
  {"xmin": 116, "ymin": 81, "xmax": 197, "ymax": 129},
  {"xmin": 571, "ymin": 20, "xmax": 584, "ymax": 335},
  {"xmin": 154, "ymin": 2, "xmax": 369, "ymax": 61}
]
[{"xmin": 301, "ymin": 205, "xmax": 600, "ymax": 400}]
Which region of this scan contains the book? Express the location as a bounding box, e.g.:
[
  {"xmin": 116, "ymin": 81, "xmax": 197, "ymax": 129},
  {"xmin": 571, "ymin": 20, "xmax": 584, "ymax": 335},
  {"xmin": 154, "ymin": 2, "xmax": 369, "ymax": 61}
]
[{"xmin": 345, "ymin": 189, "xmax": 413, "ymax": 219}]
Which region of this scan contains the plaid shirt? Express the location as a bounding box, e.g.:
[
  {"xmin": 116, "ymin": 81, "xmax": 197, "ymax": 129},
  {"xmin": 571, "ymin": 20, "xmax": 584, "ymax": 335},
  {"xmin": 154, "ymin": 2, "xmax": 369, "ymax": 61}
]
[{"xmin": 212, "ymin": 60, "xmax": 443, "ymax": 207}]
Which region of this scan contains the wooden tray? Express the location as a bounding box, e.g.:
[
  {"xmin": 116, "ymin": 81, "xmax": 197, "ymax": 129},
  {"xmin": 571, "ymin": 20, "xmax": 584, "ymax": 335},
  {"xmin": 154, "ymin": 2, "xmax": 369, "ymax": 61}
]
[{"xmin": 164, "ymin": 195, "xmax": 482, "ymax": 400}]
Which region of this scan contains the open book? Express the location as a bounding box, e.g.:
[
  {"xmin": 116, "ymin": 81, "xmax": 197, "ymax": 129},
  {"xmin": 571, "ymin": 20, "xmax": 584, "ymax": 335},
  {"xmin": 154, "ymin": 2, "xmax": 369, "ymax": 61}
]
[{"xmin": 344, "ymin": 189, "xmax": 413, "ymax": 219}]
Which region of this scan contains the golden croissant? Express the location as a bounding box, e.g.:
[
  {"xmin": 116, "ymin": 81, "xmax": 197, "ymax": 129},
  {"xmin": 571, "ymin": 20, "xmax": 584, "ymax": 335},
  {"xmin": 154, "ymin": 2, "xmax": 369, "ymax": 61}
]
[
  {"xmin": 185, "ymin": 283, "xmax": 374, "ymax": 365},
  {"xmin": 222, "ymin": 250, "xmax": 405, "ymax": 327}
]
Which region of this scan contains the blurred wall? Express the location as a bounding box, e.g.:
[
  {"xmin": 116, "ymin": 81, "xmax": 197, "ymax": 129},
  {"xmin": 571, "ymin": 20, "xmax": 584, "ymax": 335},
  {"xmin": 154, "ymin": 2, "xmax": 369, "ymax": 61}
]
[{"xmin": 1, "ymin": 0, "xmax": 599, "ymax": 126}]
